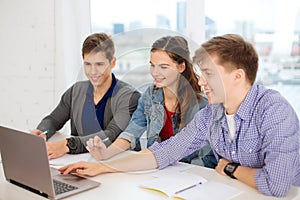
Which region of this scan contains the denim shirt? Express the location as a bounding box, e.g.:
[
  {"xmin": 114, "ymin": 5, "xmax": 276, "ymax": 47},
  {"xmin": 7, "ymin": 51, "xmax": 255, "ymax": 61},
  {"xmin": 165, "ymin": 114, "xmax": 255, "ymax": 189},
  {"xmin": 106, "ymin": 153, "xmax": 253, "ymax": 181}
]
[{"xmin": 118, "ymin": 85, "xmax": 207, "ymax": 150}]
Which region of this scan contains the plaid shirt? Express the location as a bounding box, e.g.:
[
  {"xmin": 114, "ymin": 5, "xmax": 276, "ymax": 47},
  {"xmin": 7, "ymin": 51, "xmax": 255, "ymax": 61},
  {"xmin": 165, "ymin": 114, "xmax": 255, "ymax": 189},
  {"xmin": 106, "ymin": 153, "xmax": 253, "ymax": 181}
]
[{"xmin": 149, "ymin": 84, "xmax": 300, "ymax": 197}]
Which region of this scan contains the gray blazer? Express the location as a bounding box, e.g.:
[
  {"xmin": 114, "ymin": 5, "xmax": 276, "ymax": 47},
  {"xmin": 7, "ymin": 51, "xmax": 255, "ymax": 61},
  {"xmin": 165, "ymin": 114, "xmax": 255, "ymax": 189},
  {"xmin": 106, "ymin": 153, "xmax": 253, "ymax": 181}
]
[{"xmin": 37, "ymin": 79, "xmax": 140, "ymax": 153}]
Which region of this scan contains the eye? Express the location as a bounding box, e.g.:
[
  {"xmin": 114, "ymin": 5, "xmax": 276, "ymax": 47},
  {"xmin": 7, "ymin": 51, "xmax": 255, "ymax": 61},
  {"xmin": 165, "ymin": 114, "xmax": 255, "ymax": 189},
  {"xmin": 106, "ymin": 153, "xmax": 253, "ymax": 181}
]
[
  {"xmin": 205, "ymin": 72, "xmax": 212, "ymax": 76},
  {"xmin": 96, "ymin": 62, "xmax": 105, "ymax": 66}
]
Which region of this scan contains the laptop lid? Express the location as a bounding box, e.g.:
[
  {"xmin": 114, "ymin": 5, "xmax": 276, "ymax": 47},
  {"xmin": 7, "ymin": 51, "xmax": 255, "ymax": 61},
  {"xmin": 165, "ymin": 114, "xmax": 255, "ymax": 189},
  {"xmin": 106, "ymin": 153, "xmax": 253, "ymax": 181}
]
[{"xmin": 0, "ymin": 126, "xmax": 100, "ymax": 199}]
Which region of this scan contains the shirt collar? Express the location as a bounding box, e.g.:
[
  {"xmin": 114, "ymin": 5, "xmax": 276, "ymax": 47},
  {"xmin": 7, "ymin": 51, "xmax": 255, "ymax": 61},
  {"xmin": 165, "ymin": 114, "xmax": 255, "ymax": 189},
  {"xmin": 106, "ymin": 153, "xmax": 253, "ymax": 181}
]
[
  {"xmin": 235, "ymin": 84, "xmax": 258, "ymax": 120},
  {"xmin": 211, "ymin": 84, "xmax": 258, "ymax": 121},
  {"xmin": 152, "ymin": 87, "xmax": 164, "ymax": 104}
]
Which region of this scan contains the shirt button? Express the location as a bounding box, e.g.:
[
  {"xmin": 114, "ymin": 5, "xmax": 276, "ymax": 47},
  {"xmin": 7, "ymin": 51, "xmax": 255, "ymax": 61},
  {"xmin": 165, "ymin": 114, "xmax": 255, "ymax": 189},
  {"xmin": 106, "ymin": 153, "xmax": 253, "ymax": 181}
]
[
  {"xmin": 232, "ymin": 151, "xmax": 236, "ymax": 154},
  {"xmin": 249, "ymin": 148, "xmax": 253, "ymax": 153},
  {"xmin": 215, "ymin": 148, "xmax": 219, "ymax": 152}
]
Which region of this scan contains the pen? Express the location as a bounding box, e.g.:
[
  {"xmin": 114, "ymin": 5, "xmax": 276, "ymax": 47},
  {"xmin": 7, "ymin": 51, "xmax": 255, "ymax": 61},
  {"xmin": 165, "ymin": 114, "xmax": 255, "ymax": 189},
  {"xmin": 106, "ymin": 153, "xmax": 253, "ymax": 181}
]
[
  {"xmin": 42, "ymin": 129, "xmax": 50, "ymax": 134},
  {"xmin": 175, "ymin": 182, "xmax": 202, "ymax": 194}
]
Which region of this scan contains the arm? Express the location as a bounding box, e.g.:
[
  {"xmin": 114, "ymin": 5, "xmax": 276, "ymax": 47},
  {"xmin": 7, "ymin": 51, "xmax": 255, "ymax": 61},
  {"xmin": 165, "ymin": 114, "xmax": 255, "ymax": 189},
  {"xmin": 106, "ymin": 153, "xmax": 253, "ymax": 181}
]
[
  {"xmin": 36, "ymin": 86, "xmax": 73, "ymax": 139},
  {"xmin": 87, "ymin": 90, "xmax": 150, "ymax": 159},
  {"xmin": 255, "ymin": 101, "xmax": 299, "ymax": 197},
  {"xmin": 76, "ymin": 90, "xmax": 141, "ymax": 151},
  {"xmin": 59, "ymin": 149, "xmax": 158, "ymax": 176},
  {"xmin": 86, "ymin": 137, "xmax": 131, "ymax": 160},
  {"xmin": 59, "ymin": 108, "xmax": 209, "ymax": 175},
  {"xmin": 216, "ymin": 99, "xmax": 299, "ymax": 197},
  {"xmin": 215, "ymin": 158, "xmax": 259, "ymax": 189}
]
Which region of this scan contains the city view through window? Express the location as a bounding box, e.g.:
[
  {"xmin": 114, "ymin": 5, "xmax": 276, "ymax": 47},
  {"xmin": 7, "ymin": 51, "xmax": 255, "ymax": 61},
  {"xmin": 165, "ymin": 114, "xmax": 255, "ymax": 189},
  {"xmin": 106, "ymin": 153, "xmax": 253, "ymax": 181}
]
[{"xmin": 90, "ymin": 0, "xmax": 300, "ymax": 117}]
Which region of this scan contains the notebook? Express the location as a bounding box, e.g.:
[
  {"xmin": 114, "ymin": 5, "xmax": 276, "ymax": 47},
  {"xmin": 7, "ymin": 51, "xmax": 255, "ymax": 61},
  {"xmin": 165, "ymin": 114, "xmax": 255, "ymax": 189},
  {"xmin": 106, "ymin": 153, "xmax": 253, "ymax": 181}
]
[{"xmin": 0, "ymin": 125, "xmax": 100, "ymax": 200}]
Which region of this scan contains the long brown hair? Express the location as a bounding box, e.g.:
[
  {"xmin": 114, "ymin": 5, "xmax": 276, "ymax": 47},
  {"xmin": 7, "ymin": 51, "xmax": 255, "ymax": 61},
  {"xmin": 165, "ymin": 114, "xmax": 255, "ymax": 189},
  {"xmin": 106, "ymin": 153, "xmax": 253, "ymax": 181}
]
[{"xmin": 151, "ymin": 36, "xmax": 204, "ymax": 129}]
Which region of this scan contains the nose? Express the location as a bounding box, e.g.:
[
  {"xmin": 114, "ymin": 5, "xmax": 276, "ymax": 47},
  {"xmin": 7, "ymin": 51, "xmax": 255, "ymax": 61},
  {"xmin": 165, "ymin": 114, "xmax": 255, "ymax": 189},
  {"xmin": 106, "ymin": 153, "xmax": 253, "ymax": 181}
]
[
  {"xmin": 90, "ymin": 64, "xmax": 97, "ymax": 74},
  {"xmin": 151, "ymin": 65, "xmax": 160, "ymax": 75},
  {"xmin": 91, "ymin": 64, "xmax": 106, "ymax": 75},
  {"xmin": 198, "ymin": 75, "xmax": 207, "ymax": 86}
]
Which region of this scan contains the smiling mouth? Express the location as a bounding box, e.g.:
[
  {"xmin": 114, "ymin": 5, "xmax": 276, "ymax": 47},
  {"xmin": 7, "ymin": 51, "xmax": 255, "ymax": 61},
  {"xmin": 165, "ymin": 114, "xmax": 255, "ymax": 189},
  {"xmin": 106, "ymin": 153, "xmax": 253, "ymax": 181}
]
[
  {"xmin": 91, "ymin": 76, "xmax": 101, "ymax": 82},
  {"xmin": 154, "ymin": 78, "xmax": 165, "ymax": 83}
]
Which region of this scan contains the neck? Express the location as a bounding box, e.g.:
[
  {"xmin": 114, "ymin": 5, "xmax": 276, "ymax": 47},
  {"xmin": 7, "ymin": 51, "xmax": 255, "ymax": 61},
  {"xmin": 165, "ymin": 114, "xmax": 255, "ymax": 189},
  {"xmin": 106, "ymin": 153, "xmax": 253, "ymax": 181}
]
[
  {"xmin": 93, "ymin": 75, "xmax": 112, "ymax": 97},
  {"xmin": 163, "ymin": 87, "xmax": 178, "ymax": 112},
  {"xmin": 224, "ymin": 84, "xmax": 251, "ymax": 115}
]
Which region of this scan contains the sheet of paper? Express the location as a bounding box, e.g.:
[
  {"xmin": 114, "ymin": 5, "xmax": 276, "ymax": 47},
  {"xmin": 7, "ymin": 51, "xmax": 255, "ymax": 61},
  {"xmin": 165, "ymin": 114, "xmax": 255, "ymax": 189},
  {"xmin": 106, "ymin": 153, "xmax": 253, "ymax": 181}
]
[
  {"xmin": 140, "ymin": 172, "xmax": 207, "ymax": 198},
  {"xmin": 178, "ymin": 181, "xmax": 242, "ymax": 200},
  {"xmin": 49, "ymin": 153, "xmax": 95, "ymax": 166},
  {"xmin": 140, "ymin": 172, "xmax": 241, "ymax": 200},
  {"xmin": 148, "ymin": 162, "xmax": 196, "ymax": 177}
]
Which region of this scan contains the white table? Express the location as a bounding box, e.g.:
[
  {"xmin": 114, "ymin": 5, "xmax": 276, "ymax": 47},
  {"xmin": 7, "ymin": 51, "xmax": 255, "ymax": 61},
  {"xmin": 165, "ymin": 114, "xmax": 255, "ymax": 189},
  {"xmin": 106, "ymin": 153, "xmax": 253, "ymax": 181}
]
[
  {"xmin": 1, "ymin": 153, "xmax": 300, "ymax": 200},
  {"xmin": 0, "ymin": 132, "xmax": 300, "ymax": 200}
]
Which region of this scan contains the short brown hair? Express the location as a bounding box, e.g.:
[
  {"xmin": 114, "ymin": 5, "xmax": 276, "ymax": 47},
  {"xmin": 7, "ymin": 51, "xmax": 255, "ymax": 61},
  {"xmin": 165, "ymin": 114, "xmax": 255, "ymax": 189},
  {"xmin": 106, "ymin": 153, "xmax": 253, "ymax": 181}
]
[
  {"xmin": 193, "ymin": 34, "xmax": 258, "ymax": 85},
  {"xmin": 81, "ymin": 33, "xmax": 115, "ymax": 61}
]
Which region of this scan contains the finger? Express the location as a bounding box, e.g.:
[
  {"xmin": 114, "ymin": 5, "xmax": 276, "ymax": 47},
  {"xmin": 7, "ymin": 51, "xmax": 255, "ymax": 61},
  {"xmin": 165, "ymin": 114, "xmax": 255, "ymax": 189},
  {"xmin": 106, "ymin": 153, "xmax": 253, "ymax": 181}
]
[
  {"xmin": 48, "ymin": 152, "xmax": 58, "ymax": 159},
  {"xmin": 94, "ymin": 137, "xmax": 105, "ymax": 148},
  {"xmin": 41, "ymin": 134, "xmax": 47, "ymax": 141},
  {"xmin": 61, "ymin": 164, "xmax": 81, "ymax": 175},
  {"xmin": 30, "ymin": 129, "xmax": 43, "ymax": 135},
  {"xmin": 86, "ymin": 138, "xmax": 95, "ymax": 148},
  {"xmin": 76, "ymin": 168, "xmax": 90, "ymax": 176},
  {"xmin": 86, "ymin": 146, "xmax": 96, "ymax": 153},
  {"xmin": 94, "ymin": 136, "xmax": 101, "ymax": 143},
  {"xmin": 58, "ymin": 165, "xmax": 69, "ymax": 172}
]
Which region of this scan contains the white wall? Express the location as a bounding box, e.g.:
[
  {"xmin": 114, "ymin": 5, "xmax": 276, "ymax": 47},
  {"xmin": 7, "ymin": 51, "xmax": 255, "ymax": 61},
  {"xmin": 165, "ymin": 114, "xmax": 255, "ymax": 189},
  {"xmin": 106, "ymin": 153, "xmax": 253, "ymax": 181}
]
[{"xmin": 0, "ymin": 0, "xmax": 91, "ymax": 131}]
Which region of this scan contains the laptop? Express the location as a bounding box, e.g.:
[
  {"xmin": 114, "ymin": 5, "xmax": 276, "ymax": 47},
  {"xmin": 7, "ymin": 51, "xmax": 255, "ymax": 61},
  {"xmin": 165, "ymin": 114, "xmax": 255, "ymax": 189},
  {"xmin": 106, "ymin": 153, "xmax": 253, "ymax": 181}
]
[{"xmin": 0, "ymin": 126, "xmax": 100, "ymax": 200}]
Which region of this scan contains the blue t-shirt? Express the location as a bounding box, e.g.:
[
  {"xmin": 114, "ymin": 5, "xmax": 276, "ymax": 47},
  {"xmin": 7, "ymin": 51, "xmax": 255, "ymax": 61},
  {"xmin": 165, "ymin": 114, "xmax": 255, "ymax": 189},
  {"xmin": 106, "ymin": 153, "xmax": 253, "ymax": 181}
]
[{"xmin": 82, "ymin": 74, "xmax": 118, "ymax": 134}]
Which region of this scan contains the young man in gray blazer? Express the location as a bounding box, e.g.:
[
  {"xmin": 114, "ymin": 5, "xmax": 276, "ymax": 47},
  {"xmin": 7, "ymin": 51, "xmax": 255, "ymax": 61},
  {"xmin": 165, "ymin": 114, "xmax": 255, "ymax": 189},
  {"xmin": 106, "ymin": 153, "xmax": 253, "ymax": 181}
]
[{"xmin": 32, "ymin": 33, "xmax": 140, "ymax": 159}]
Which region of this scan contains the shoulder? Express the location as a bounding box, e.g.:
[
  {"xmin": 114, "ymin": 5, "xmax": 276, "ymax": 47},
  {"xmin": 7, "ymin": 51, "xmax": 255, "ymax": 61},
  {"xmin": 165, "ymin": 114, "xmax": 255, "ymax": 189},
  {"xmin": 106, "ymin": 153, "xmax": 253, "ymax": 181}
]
[
  {"xmin": 245, "ymin": 84, "xmax": 298, "ymax": 125},
  {"xmin": 252, "ymin": 84, "xmax": 290, "ymax": 110},
  {"xmin": 116, "ymin": 79, "xmax": 139, "ymax": 94},
  {"xmin": 61, "ymin": 81, "xmax": 89, "ymax": 96},
  {"xmin": 72, "ymin": 81, "xmax": 89, "ymax": 90},
  {"xmin": 140, "ymin": 85, "xmax": 163, "ymax": 101},
  {"xmin": 113, "ymin": 79, "xmax": 141, "ymax": 102}
]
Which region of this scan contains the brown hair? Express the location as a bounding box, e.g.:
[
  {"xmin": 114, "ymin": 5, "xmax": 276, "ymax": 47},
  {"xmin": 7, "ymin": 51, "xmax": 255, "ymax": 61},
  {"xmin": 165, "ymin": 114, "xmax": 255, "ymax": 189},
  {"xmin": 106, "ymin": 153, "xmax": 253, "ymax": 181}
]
[
  {"xmin": 151, "ymin": 36, "xmax": 204, "ymax": 129},
  {"xmin": 81, "ymin": 33, "xmax": 115, "ymax": 61},
  {"xmin": 193, "ymin": 34, "xmax": 258, "ymax": 85}
]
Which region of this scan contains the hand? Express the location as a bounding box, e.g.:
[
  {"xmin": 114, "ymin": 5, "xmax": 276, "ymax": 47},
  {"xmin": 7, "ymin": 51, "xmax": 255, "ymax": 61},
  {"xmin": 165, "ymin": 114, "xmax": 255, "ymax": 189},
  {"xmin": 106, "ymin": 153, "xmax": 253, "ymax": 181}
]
[
  {"xmin": 30, "ymin": 129, "xmax": 47, "ymax": 140},
  {"xmin": 58, "ymin": 161, "xmax": 110, "ymax": 176},
  {"xmin": 86, "ymin": 136, "xmax": 109, "ymax": 160},
  {"xmin": 215, "ymin": 158, "xmax": 230, "ymax": 176},
  {"xmin": 46, "ymin": 140, "xmax": 69, "ymax": 159}
]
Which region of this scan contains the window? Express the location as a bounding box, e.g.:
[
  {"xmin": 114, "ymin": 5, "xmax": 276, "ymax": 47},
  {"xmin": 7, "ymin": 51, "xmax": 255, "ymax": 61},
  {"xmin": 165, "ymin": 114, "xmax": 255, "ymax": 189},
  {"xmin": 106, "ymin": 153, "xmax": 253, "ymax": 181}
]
[{"xmin": 90, "ymin": 0, "xmax": 300, "ymax": 117}]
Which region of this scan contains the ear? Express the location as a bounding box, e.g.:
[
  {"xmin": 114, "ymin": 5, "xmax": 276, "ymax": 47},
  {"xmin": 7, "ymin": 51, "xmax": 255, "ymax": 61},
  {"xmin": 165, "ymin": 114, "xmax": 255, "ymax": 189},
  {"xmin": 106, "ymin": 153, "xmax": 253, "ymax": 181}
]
[
  {"xmin": 178, "ymin": 62, "xmax": 186, "ymax": 73},
  {"xmin": 234, "ymin": 68, "xmax": 245, "ymax": 82},
  {"xmin": 110, "ymin": 57, "xmax": 116, "ymax": 68}
]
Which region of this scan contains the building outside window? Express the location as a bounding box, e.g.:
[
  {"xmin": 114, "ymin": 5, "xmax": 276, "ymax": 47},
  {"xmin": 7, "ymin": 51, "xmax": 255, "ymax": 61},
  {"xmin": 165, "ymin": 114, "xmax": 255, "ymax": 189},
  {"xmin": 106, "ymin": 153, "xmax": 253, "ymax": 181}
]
[{"xmin": 90, "ymin": 0, "xmax": 300, "ymax": 117}]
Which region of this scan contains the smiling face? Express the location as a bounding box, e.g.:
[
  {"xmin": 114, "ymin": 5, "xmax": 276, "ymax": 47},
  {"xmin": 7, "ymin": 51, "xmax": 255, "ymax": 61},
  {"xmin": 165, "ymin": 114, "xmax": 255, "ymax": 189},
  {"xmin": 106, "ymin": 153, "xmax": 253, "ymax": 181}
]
[
  {"xmin": 83, "ymin": 51, "xmax": 115, "ymax": 90},
  {"xmin": 149, "ymin": 50, "xmax": 185, "ymax": 90},
  {"xmin": 197, "ymin": 54, "xmax": 231, "ymax": 104}
]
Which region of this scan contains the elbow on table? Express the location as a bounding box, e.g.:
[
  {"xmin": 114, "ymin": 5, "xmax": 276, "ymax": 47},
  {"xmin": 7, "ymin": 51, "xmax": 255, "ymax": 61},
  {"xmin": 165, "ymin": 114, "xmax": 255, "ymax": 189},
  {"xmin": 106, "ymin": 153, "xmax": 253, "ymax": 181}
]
[{"xmin": 261, "ymin": 182, "xmax": 291, "ymax": 197}]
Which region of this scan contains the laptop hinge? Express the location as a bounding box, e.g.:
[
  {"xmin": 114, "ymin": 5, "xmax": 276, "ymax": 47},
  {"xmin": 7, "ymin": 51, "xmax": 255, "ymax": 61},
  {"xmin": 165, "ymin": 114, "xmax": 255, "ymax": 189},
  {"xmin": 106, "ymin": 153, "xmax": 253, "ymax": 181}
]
[{"xmin": 10, "ymin": 179, "xmax": 49, "ymax": 198}]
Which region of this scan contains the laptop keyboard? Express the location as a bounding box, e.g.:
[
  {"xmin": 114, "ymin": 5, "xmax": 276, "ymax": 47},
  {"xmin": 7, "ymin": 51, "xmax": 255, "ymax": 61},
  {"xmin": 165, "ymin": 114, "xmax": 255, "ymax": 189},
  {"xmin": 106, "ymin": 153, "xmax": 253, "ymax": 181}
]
[{"xmin": 53, "ymin": 179, "xmax": 78, "ymax": 195}]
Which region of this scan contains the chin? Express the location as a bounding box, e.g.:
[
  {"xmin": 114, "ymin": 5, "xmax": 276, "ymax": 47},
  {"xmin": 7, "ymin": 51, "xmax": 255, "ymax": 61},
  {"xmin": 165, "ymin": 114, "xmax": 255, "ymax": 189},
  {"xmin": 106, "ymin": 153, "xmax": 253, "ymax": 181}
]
[{"xmin": 154, "ymin": 83, "xmax": 165, "ymax": 88}]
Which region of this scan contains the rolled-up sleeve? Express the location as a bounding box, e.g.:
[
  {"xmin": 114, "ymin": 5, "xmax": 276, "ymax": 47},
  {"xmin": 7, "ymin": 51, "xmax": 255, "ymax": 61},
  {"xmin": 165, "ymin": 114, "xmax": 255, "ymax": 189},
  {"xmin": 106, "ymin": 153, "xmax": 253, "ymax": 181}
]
[
  {"xmin": 254, "ymin": 101, "xmax": 300, "ymax": 197},
  {"xmin": 149, "ymin": 109, "xmax": 209, "ymax": 169}
]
